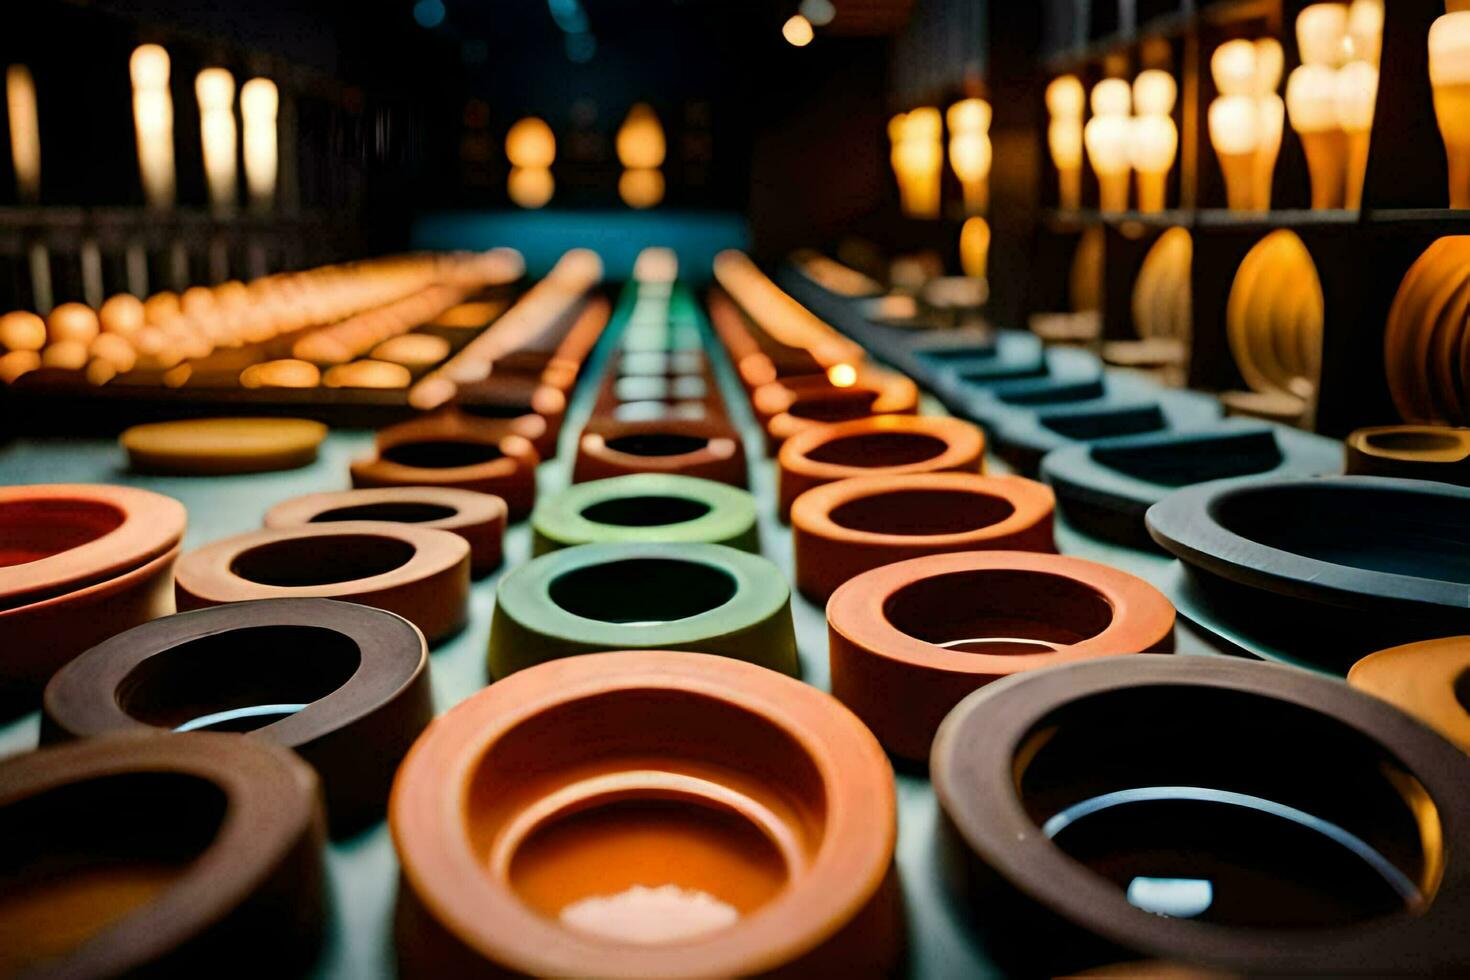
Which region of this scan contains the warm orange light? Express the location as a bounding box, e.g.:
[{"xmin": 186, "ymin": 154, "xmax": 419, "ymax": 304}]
[
  {"xmin": 1347, "ymin": 0, "xmax": 1384, "ymax": 65},
  {"xmin": 1210, "ymin": 95, "xmax": 1261, "ymax": 211},
  {"xmin": 241, "ymin": 77, "xmax": 278, "ymax": 210},
  {"xmin": 1133, "ymin": 70, "xmax": 1177, "ymax": 116},
  {"xmin": 130, "ymin": 45, "xmax": 175, "ymax": 209},
  {"xmin": 959, "ymin": 216, "xmax": 990, "ymax": 280},
  {"xmin": 505, "ymin": 117, "xmax": 555, "ymax": 169},
  {"xmin": 1336, "ymin": 60, "xmax": 1378, "ymax": 209},
  {"xmin": 196, "ymin": 68, "xmax": 237, "ymax": 210},
  {"xmin": 240, "ymin": 358, "xmax": 321, "ymax": 389},
  {"xmin": 1430, "ymin": 11, "xmax": 1470, "ymax": 209},
  {"xmin": 618, "ymin": 168, "xmax": 664, "ymax": 208},
  {"xmin": 1297, "ymin": 3, "xmax": 1350, "ymax": 67},
  {"xmin": 508, "ymin": 166, "xmax": 554, "ymax": 208},
  {"xmin": 782, "ymin": 14, "xmax": 814, "ymax": 47},
  {"xmin": 6, "ymin": 66, "xmax": 39, "ymax": 203},
  {"xmin": 1287, "ymin": 64, "xmax": 1348, "ymax": 209},
  {"xmin": 889, "ymin": 107, "xmax": 943, "ymax": 218},
  {"xmin": 1090, "ymin": 78, "xmax": 1132, "ymax": 117},
  {"xmin": 827, "ymin": 362, "xmax": 857, "ymax": 387},
  {"xmin": 1085, "ymin": 115, "xmax": 1132, "ymax": 211},
  {"xmin": 1046, "ymin": 76, "xmax": 1085, "ymax": 119},
  {"xmin": 616, "ymin": 103, "xmax": 665, "ymax": 169},
  {"xmin": 1130, "ymin": 115, "xmax": 1178, "ymax": 212},
  {"xmin": 1212, "ymin": 40, "xmax": 1257, "ymax": 96}
]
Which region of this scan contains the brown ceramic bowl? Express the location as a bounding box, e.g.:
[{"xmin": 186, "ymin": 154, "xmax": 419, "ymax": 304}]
[
  {"xmin": 829, "ymin": 550, "xmax": 1176, "ymax": 761},
  {"xmin": 1349, "ymin": 636, "xmax": 1470, "ymax": 754},
  {"xmin": 754, "ymin": 369, "xmax": 919, "ymax": 451},
  {"xmin": 0, "ymin": 484, "xmax": 185, "ymax": 609},
  {"xmin": 351, "ymin": 413, "xmax": 540, "ymax": 520},
  {"xmin": 1345, "ymin": 426, "xmax": 1470, "ymax": 485},
  {"xmin": 792, "ymin": 472, "xmax": 1056, "ymax": 602},
  {"xmin": 0, "ymin": 544, "xmax": 179, "ymax": 713},
  {"xmin": 451, "ymin": 378, "xmax": 568, "ymax": 459},
  {"xmin": 0, "ymin": 731, "xmax": 325, "ymax": 978},
  {"xmin": 174, "ymin": 522, "xmax": 470, "ymax": 644},
  {"xmin": 265, "ymin": 486, "xmax": 506, "ymax": 576},
  {"xmin": 42, "ymin": 598, "xmax": 432, "ymax": 835},
  {"xmin": 390, "ymin": 650, "xmax": 901, "ymax": 978},
  {"xmin": 574, "ymin": 418, "xmax": 748, "ymax": 488},
  {"xmin": 777, "ymin": 414, "xmax": 985, "ymax": 520}
]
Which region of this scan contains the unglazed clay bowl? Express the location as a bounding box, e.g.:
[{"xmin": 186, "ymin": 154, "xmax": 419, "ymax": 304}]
[
  {"xmin": 352, "ymin": 414, "xmax": 540, "ymax": 521},
  {"xmin": 451, "ymin": 379, "xmax": 568, "ymax": 459},
  {"xmin": 390, "ymin": 650, "xmax": 901, "ymax": 978},
  {"xmin": 828, "ymin": 550, "xmax": 1174, "ymax": 761},
  {"xmin": 776, "ymin": 414, "xmax": 985, "ymax": 521},
  {"xmin": 1147, "ymin": 476, "xmax": 1470, "ymax": 665},
  {"xmin": 42, "ymin": 598, "xmax": 433, "ymax": 835},
  {"xmin": 0, "ymin": 484, "xmax": 184, "ymax": 610},
  {"xmin": 574, "ymin": 418, "xmax": 748, "ymax": 488},
  {"xmin": 933, "ymin": 655, "xmax": 1470, "ymax": 975},
  {"xmin": 265, "ymin": 486, "xmax": 506, "ymax": 576},
  {"xmin": 531, "ymin": 474, "xmax": 759, "ymax": 555},
  {"xmin": 1345, "ymin": 426, "xmax": 1470, "ymax": 486},
  {"xmin": 791, "ymin": 472, "xmax": 1056, "ymax": 602},
  {"xmin": 174, "ymin": 522, "xmax": 470, "ymax": 644},
  {"xmin": 0, "ymin": 732, "xmax": 325, "ymax": 978},
  {"xmin": 1349, "ymin": 636, "xmax": 1470, "ymax": 754},
  {"xmin": 489, "ymin": 542, "xmax": 796, "ymax": 679},
  {"xmin": 121, "ymin": 418, "xmax": 328, "ymax": 476},
  {"xmin": 754, "ymin": 370, "xmax": 919, "ymax": 451}
]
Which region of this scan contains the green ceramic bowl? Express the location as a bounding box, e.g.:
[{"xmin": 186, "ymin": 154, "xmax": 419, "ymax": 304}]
[
  {"xmin": 530, "ymin": 474, "xmax": 760, "ymax": 555},
  {"xmin": 489, "ymin": 542, "xmax": 797, "ymax": 678}
]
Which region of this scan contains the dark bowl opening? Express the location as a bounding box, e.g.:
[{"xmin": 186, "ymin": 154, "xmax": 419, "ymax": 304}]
[
  {"xmin": 1091, "ymin": 430, "xmax": 1283, "ymax": 487},
  {"xmin": 230, "ymin": 534, "xmax": 416, "ymax": 587},
  {"xmin": 829, "ymin": 488, "xmax": 1015, "ymax": 536},
  {"xmin": 999, "ymin": 379, "xmax": 1107, "ymax": 407},
  {"xmin": 604, "ymin": 433, "xmax": 709, "ymax": 457},
  {"xmin": 580, "ymin": 496, "xmax": 713, "ymax": 528},
  {"xmin": 957, "ymin": 363, "xmax": 1049, "ymax": 385},
  {"xmin": 1040, "ymin": 405, "xmax": 1167, "ymax": 441},
  {"xmin": 884, "ymin": 569, "xmax": 1111, "ymax": 653},
  {"xmin": 381, "ymin": 440, "xmax": 505, "ymax": 469},
  {"xmin": 117, "ymin": 624, "xmax": 362, "ymax": 733},
  {"xmin": 457, "ymin": 402, "xmax": 535, "ymax": 420},
  {"xmin": 1212, "ymin": 484, "xmax": 1470, "ymax": 583},
  {"xmin": 806, "ymin": 432, "xmax": 949, "ymax": 468},
  {"xmin": 0, "ymin": 499, "xmax": 127, "ymax": 568},
  {"xmin": 916, "ymin": 345, "xmax": 997, "ymax": 362},
  {"xmin": 1017, "ymin": 685, "xmax": 1438, "ymax": 927},
  {"xmin": 549, "ymin": 558, "xmax": 737, "ymax": 624},
  {"xmin": 1363, "ymin": 431, "xmax": 1465, "ymax": 454},
  {"xmin": 785, "ymin": 389, "xmax": 879, "ymax": 422},
  {"xmin": 310, "ymin": 501, "xmax": 458, "ymax": 524}
]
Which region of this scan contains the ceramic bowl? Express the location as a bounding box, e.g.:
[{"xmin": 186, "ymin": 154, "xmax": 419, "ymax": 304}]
[
  {"xmin": 574, "ymin": 418, "xmax": 748, "ymax": 488},
  {"xmin": 532, "ymin": 474, "xmax": 758, "ymax": 555},
  {"xmin": 1345, "ymin": 426, "xmax": 1470, "ymax": 485}
]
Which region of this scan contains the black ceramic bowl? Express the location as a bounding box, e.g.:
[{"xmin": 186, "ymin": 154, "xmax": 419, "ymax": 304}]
[{"xmin": 1147, "ymin": 476, "xmax": 1470, "ymax": 667}]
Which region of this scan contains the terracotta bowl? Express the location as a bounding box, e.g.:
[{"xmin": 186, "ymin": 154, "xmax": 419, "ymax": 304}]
[
  {"xmin": 754, "ymin": 370, "xmax": 919, "ymax": 451},
  {"xmin": 1, "ymin": 544, "xmax": 179, "ymax": 714},
  {"xmin": 828, "ymin": 550, "xmax": 1174, "ymax": 761},
  {"xmin": 451, "ymin": 378, "xmax": 568, "ymax": 459},
  {"xmin": 489, "ymin": 542, "xmax": 796, "ymax": 679},
  {"xmin": 531, "ymin": 474, "xmax": 759, "ymax": 555},
  {"xmin": 120, "ymin": 418, "xmax": 328, "ymax": 476},
  {"xmin": 0, "ymin": 732, "xmax": 325, "ymax": 978},
  {"xmin": 792, "ymin": 472, "xmax": 1056, "ymax": 602},
  {"xmin": 933, "ymin": 655, "xmax": 1470, "ymax": 975},
  {"xmin": 776, "ymin": 414, "xmax": 985, "ymax": 520},
  {"xmin": 1350, "ymin": 636, "xmax": 1470, "ymax": 754},
  {"xmin": 42, "ymin": 598, "xmax": 433, "ymax": 835},
  {"xmin": 0, "ymin": 483, "xmax": 184, "ymax": 609},
  {"xmin": 265, "ymin": 486, "xmax": 506, "ymax": 576},
  {"xmin": 1346, "ymin": 426, "xmax": 1470, "ymax": 486},
  {"xmin": 174, "ymin": 522, "xmax": 470, "ymax": 644},
  {"xmin": 390, "ymin": 650, "xmax": 901, "ymax": 978},
  {"xmin": 574, "ymin": 418, "xmax": 748, "ymax": 488},
  {"xmin": 351, "ymin": 414, "xmax": 540, "ymax": 521}
]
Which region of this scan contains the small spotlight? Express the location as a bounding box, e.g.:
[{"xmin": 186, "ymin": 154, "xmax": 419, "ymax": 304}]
[
  {"xmin": 783, "ymin": 14, "xmax": 814, "ymax": 47},
  {"xmin": 413, "ymin": 0, "xmax": 446, "ymax": 29}
]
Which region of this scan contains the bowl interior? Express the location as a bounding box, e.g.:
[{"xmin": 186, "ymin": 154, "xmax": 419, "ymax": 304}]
[
  {"xmin": 998, "ymin": 379, "xmax": 1106, "ymax": 407},
  {"xmin": 1015, "ymin": 685, "xmax": 1441, "ymax": 927},
  {"xmin": 0, "ymin": 499, "xmax": 126, "ymax": 568},
  {"xmin": 1362, "ymin": 430, "xmax": 1468, "ymax": 454},
  {"xmin": 579, "ymin": 496, "xmax": 713, "ymax": 529},
  {"xmin": 549, "ymin": 558, "xmax": 737, "ymax": 624},
  {"xmin": 1214, "ymin": 484, "xmax": 1470, "ymax": 583},
  {"xmin": 1040, "ymin": 405, "xmax": 1168, "ymax": 441},
  {"xmin": 468, "ymin": 688, "xmax": 827, "ymax": 944},
  {"xmin": 828, "ymin": 488, "xmax": 1015, "ymax": 537},
  {"xmin": 784, "ymin": 389, "xmax": 879, "ymax": 423},
  {"xmin": 230, "ymin": 534, "xmax": 416, "ymax": 587},
  {"xmin": 885, "ymin": 569, "xmax": 1111, "ymax": 654},
  {"xmin": 0, "ymin": 772, "xmax": 226, "ymax": 974},
  {"xmin": 805, "ymin": 432, "xmax": 949, "ymax": 468},
  {"xmin": 1091, "ymin": 429, "xmax": 1283, "ymax": 487},
  {"xmin": 117, "ymin": 624, "xmax": 362, "ymax": 733},
  {"xmin": 604, "ymin": 433, "xmax": 709, "ymax": 457},
  {"xmin": 381, "ymin": 441, "xmax": 505, "ymax": 468},
  {"xmin": 310, "ymin": 501, "xmax": 459, "ymax": 524}
]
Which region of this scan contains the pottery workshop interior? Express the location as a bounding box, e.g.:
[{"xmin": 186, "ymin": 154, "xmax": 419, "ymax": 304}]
[{"xmin": 4, "ymin": 0, "xmax": 1470, "ymax": 976}]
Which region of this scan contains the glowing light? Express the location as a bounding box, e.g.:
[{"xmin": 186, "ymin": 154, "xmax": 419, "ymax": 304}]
[
  {"xmin": 196, "ymin": 68, "xmax": 237, "ymax": 210},
  {"xmin": 1132, "ymin": 70, "xmax": 1177, "ymax": 116},
  {"xmin": 508, "ymin": 167, "xmax": 554, "ymax": 208},
  {"xmin": 1210, "ymin": 95, "xmax": 1261, "ymax": 210},
  {"xmin": 959, "ymin": 217, "xmax": 990, "ymax": 280},
  {"xmin": 6, "ymin": 66, "xmax": 40, "ymax": 203},
  {"xmin": 1212, "ymin": 40, "xmax": 1258, "ymax": 97},
  {"xmin": 1047, "ymin": 76, "xmax": 1085, "ymax": 210},
  {"xmin": 1046, "ymin": 75, "xmax": 1085, "ymax": 119},
  {"xmin": 827, "ymin": 363, "xmax": 858, "ymax": 388},
  {"xmin": 783, "ymin": 14, "xmax": 814, "ymax": 47},
  {"xmin": 1090, "ymin": 78, "xmax": 1132, "ymax": 117},
  {"xmin": 1286, "ymin": 64, "xmax": 1347, "ymax": 209},
  {"xmin": 1430, "ymin": 11, "xmax": 1470, "ymax": 209},
  {"xmin": 1084, "ymin": 115, "xmax": 1132, "ymax": 212},
  {"xmin": 413, "ymin": 0, "xmax": 446, "ymax": 28},
  {"xmin": 800, "ymin": 0, "xmax": 836, "ymax": 27},
  {"xmin": 889, "ymin": 107, "xmax": 943, "ymax": 219},
  {"xmin": 1297, "ymin": 3, "xmax": 1350, "ymax": 67},
  {"xmin": 241, "ymin": 78, "xmax": 279, "ymax": 210},
  {"xmin": 1130, "ymin": 115, "xmax": 1178, "ymax": 213},
  {"xmin": 506, "ymin": 117, "xmax": 556, "ymax": 168},
  {"xmin": 130, "ymin": 45, "xmax": 175, "ymax": 209},
  {"xmin": 618, "ymin": 168, "xmax": 664, "ymax": 209},
  {"xmin": 616, "ymin": 103, "xmax": 665, "ymax": 169}
]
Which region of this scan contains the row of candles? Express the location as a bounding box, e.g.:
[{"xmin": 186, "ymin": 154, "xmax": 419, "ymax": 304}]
[
  {"xmin": 503, "ymin": 103, "xmax": 668, "ymax": 210},
  {"xmin": 1037, "ymin": 1, "xmax": 1469, "ymax": 213},
  {"xmin": 4, "ymin": 46, "xmax": 278, "ymax": 211},
  {"xmin": 0, "ymin": 250, "xmax": 524, "ymax": 388}
]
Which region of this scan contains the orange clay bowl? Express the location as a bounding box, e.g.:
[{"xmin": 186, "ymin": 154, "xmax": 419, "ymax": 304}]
[
  {"xmin": 1349, "ymin": 636, "xmax": 1470, "ymax": 754},
  {"xmin": 777, "ymin": 414, "xmax": 985, "ymax": 520},
  {"xmin": 173, "ymin": 522, "xmax": 470, "ymax": 644},
  {"xmin": 351, "ymin": 413, "xmax": 540, "ymax": 521},
  {"xmin": 0, "ymin": 484, "xmax": 185, "ymax": 610},
  {"xmin": 574, "ymin": 417, "xmax": 748, "ymax": 488},
  {"xmin": 754, "ymin": 371, "xmax": 919, "ymax": 451},
  {"xmin": 792, "ymin": 472, "xmax": 1056, "ymax": 603},
  {"xmin": 389, "ymin": 650, "xmax": 902, "ymax": 979},
  {"xmin": 264, "ymin": 486, "xmax": 506, "ymax": 576},
  {"xmin": 451, "ymin": 377, "xmax": 568, "ymax": 459},
  {"xmin": 828, "ymin": 550, "xmax": 1176, "ymax": 761},
  {"xmin": 0, "ymin": 544, "xmax": 179, "ymax": 713}
]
